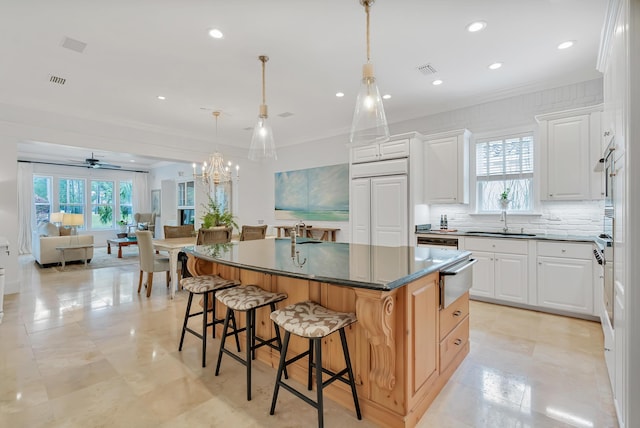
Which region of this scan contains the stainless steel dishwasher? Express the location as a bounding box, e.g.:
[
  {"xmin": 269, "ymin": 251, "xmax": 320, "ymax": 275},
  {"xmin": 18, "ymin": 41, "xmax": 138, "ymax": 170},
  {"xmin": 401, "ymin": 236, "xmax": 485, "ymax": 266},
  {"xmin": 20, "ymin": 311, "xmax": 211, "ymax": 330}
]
[{"xmin": 416, "ymin": 235, "xmax": 459, "ymax": 249}]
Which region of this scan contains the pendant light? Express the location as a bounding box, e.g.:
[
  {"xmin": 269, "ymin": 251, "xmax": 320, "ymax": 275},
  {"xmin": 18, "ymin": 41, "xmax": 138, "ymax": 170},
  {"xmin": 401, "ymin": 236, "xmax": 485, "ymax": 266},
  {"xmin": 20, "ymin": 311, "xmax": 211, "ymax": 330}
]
[
  {"xmin": 193, "ymin": 111, "xmax": 233, "ymax": 184},
  {"xmin": 349, "ymin": 0, "xmax": 389, "ymax": 146},
  {"xmin": 248, "ymin": 55, "xmax": 277, "ymax": 161}
]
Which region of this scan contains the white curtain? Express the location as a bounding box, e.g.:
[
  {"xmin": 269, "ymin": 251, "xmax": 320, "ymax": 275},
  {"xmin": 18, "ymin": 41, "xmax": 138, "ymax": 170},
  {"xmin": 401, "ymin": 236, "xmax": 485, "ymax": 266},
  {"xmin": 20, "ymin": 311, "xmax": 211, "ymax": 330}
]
[
  {"xmin": 17, "ymin": 162, "xmax": 33, "ymax": 254},
  {"xmin": 133, "ymin": 172, "xmax": 149, "ymax": 214}
]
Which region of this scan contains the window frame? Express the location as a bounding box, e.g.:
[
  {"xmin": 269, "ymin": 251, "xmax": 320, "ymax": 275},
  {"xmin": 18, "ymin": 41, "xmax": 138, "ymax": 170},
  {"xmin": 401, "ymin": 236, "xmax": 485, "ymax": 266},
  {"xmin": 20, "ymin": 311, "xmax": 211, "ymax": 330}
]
[
  {"xmin": 90, "ymin": 179, "xmax": 115, "ymax": 230},
  {"xmin": 471, "ymin": 128, "xmax": 538, "ymax": 215},
  {"xmin": 33, "ymin": 175, "xmax": 53, "ymax": 224}
]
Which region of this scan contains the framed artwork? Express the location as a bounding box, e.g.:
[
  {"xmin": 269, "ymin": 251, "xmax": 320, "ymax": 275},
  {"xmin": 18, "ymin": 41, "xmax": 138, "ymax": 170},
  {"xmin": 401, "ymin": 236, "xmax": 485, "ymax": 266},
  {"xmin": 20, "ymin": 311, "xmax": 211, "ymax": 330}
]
[
  {"xmin": 274, "ymin": 163, "xmax": 349, "ymax": 221},
  {"xmin": 151, "ymin": 189, "xmax": 161, "ymax": 216}
]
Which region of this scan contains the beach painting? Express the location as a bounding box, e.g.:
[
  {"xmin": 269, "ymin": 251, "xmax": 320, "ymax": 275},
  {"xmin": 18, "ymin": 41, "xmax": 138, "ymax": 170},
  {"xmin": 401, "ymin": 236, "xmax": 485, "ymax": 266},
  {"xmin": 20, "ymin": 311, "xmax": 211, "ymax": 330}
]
[{"xmin": 275, "ymin": 164, "xmax": 349, "ymax": 221}]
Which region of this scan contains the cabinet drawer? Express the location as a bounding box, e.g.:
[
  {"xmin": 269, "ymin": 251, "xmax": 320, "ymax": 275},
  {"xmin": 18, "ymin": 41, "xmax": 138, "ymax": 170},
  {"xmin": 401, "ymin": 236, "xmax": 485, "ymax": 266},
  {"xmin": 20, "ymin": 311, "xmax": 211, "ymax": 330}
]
[
  {"xmin": 440, "ymin": 316, "xmax": 469, "ymax": 372},
  {"xmin": 537, "ymin": 241, "xmax": 593, "ymax": 259},
  {"xmin": 439, "ymin": 292, "xmax": 469, "ymax": 338},
  {"xmin": 464, "ymin": 237, "xmax": 528, "ymax": 254}
]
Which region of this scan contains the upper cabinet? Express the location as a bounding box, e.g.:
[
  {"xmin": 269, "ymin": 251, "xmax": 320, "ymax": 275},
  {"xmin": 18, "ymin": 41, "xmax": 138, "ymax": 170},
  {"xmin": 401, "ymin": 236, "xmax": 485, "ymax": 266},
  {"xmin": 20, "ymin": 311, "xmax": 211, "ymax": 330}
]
[
  {"xmin": 536, "ymin": 105, "xmax": 603, "ymax": 201},
  {"xmin": 423, "ymin": 129, "xmax": 471, "ymax": 204},
  {"xmin": 351, "ymin": 138, "xmax": 410, "ymax": 163}
]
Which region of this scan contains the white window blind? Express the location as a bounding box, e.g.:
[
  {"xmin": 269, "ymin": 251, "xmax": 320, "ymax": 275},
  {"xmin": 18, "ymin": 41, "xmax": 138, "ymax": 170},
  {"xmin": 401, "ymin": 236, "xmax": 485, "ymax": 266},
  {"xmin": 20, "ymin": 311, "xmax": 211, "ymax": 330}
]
[{"xmin": 476, "ymin": 135, "xmax": 534, "ymax": 212}]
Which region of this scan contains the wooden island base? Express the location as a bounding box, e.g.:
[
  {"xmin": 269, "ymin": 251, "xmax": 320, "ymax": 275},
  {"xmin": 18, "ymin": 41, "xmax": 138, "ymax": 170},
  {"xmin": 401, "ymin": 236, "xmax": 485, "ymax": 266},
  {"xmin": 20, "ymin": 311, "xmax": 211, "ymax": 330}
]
[{"xmin": 188, "ymin": 256, "xmax": 470, "ymax": 428}]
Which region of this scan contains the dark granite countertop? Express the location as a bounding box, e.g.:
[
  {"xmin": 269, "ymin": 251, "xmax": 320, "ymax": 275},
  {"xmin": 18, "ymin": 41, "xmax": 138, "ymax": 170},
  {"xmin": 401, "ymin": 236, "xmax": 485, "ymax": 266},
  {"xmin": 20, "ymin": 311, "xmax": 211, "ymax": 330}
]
[
  {"xmin": 415, "ymin": 229, "xmax": 599, "ymax": 244},
  {"xmin": 184, "ymin": 238, "xmax": 472, "ymax": 291}
]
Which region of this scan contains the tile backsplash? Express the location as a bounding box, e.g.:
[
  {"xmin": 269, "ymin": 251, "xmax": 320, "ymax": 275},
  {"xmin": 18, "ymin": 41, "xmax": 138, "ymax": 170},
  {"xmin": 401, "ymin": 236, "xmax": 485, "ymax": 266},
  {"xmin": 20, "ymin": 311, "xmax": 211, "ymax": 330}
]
[{"xmin": 430, "ymin": 200, "xmax": 603, "ymax": 237}]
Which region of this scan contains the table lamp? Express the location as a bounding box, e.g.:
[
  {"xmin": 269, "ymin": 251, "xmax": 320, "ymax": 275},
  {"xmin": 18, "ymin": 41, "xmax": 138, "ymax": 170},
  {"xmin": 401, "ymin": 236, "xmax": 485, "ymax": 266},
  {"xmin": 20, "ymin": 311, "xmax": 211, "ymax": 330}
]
[
  {"xmin": 50, "ymin": 212, "xmax": 64, "ymax": 227},
  {"xmin": 63, "ymin": 213, "xmax": 84, "ymax": 243}
]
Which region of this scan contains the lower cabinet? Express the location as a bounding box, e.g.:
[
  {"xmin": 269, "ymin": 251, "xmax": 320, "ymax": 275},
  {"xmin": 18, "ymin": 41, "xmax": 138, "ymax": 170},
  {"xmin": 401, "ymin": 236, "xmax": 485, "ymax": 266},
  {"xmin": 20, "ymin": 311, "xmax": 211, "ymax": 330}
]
[
  {"xmin": 536, "ymin": 241, "xmax": 594, "ymax": 315},
  {"xmin": 464, "ymin": 238, "xmax": 528, "ymax": 304},
  {"xmin": 439, "ymin": 293, "xmax": 470, "ymax": 373}
]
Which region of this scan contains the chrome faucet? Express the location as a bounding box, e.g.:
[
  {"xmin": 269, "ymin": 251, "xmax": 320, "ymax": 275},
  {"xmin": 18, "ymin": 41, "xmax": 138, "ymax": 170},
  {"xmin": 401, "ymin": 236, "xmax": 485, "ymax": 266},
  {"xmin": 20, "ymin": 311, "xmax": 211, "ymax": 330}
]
[
  {"xmin": 294, "ymin": 220, "xmax": 306, "ymax": 238},
  {"xmin": 500, "ymin": 210, "xmax": 509, "ymax": 233}
]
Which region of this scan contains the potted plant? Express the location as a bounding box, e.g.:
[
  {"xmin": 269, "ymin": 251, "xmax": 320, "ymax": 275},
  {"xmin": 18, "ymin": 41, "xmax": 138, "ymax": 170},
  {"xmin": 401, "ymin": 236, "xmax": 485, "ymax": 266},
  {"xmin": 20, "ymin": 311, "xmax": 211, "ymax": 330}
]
[
  {"xmin": 499, "ymin": 188, "xmax": 510, "ymax": 209},
  {"xmin": 116, "ymin": 219, "xmax": 128, "ymax": 238},
  {"xmin": 201, "ymin": 196, "xmax": 238, "ymax": 231}
]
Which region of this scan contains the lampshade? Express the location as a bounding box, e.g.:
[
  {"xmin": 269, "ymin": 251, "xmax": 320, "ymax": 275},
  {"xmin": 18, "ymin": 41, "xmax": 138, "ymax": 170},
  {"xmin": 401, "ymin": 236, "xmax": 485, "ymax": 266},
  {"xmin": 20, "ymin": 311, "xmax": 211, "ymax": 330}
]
[
  {"xmin": 63, "ymin": 213, "xmax": 84, "ymax": 227},
  {"xmin": 349, "ymin": 0, "xmax": 390, "ymax": 146},
  {"xmin": 50, "ymin": 212, "xmax": 64, "ymax": 223},
  {"xmin": 248, "ymin": 55, "xmax": 277, "ymax": 161}
]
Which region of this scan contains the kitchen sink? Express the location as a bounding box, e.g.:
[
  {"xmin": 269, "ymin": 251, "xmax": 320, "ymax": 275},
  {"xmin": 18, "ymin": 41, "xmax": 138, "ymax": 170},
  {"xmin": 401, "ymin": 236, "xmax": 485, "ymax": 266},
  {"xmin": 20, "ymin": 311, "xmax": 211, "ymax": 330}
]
[
  {"xmin": 466, "ymin": 231, "xmax": 537, "ymax": 237},
  {"xmin": 296, "ymin": 240, "xmax": 323, "ymax": 244}
]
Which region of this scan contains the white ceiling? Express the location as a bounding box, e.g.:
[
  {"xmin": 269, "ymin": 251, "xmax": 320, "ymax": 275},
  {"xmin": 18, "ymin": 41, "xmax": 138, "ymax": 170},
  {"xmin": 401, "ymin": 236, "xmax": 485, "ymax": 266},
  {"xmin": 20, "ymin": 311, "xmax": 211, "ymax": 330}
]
[{"xmin": 3, "ymin": 0, "xmax": 607, "ymax": 168}]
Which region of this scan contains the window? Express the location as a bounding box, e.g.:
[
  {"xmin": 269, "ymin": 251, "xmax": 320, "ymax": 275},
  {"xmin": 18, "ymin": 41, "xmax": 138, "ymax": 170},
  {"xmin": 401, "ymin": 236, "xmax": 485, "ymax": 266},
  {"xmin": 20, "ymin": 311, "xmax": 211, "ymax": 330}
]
[
  {"xmin": 59, "ymin": 178, "xmax": 85, "ymax": 216},
  {"xmin": 91, "ymin": 180, "xmax": 114, "ymax": 229},
  {"xmin": 118, "ymin": 180, "xmax": 133, "ymax": 223},
  {"xmin": 33, "ymin": 176, "xmax": 52, "ymax": 224},
  {"xmin": 476, "ymin": 134, "xmax": 533, "ymax": 212}
]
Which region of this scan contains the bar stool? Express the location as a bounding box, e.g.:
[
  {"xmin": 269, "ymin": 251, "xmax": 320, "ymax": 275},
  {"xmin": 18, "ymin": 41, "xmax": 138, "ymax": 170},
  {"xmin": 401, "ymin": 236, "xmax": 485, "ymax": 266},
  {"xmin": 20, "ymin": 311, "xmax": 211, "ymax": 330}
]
[
  {"xmin": 178, "ymin": 274, "xmax": 241, "ymax": 367},
  {"xmin": 269, "ymin": 301, "xmax": 361, "ymax": 428},
  {"xmin": 215, "ymin": 285, "xmax": 288, "ymax": 401}
]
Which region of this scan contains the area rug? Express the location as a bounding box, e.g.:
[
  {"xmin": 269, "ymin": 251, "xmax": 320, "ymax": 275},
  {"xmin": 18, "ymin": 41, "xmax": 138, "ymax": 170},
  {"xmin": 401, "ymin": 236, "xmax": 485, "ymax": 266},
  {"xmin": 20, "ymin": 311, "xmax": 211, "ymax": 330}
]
[{"xmin": 49, "ymin": 245, "xmax": 140, "ymax": 272}]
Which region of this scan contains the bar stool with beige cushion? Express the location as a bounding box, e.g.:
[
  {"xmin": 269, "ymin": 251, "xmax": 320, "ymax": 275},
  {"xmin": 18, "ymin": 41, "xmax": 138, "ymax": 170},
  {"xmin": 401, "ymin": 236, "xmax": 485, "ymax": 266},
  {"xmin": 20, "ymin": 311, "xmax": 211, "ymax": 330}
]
[
  {"xmin": 135, "ymin": 230, "xmax": 170, "ymax": 297},
  {"xmin": 269, "ymin": 301, "xmax": 361, "ymax": 428},
  {"xmin": 239, "ymin": 225, "xmax": 268, "ymax": 241},
  {"xmin": 214, "ymin": 285, "xmax": 288, "ymax": 401},
  {"xmin": 178, "ymin": 274, "xmax": 241, "ymax": 367}
]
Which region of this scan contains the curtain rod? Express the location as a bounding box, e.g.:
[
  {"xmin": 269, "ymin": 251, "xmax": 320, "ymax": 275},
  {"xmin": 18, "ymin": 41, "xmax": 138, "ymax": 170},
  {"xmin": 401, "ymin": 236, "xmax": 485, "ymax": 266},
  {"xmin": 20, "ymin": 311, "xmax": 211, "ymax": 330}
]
[{"xmin": 17, "ymin": 159, "xmax": 150, "ymax": 174}]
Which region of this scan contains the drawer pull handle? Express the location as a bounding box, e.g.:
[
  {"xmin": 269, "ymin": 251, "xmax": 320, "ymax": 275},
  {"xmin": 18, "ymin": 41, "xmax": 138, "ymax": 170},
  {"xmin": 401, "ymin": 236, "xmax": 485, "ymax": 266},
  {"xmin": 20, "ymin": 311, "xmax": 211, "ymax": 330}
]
[
  {"xmin": 454, "ymin": 338, "xmax": 462, "ymax": 346},
  {"xmin": 453, "ymin": 310, "xmax": 462, "ymax": 317}
]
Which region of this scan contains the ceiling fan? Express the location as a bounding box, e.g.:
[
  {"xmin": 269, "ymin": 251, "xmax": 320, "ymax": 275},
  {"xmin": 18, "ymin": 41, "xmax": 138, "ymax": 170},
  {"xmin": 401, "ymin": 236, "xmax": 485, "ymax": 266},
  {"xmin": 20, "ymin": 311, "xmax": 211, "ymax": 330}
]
[{"xmin": 79, "ymin": 152, "xmax": 121, "ymax": 169}]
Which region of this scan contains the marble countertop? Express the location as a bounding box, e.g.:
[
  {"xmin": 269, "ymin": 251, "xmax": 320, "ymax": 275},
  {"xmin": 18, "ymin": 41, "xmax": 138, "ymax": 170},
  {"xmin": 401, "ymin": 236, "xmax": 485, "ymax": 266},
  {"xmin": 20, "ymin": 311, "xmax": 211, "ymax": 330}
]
[
  {"xmin": 184, "ymin": 238, "xmax": 472, "ymax": 291},
  {"xmin": 415, "ymin": 229, "xmax": 600, "ymax": 244}
]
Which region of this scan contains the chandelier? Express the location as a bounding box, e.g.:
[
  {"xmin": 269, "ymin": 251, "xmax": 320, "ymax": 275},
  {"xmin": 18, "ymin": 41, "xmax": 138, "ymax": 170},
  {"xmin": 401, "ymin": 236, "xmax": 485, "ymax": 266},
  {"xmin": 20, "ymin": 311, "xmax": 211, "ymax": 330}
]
[
  {"xmin": 350, "ymin": 0, "xmax": 389, "ymax": 146},
  {"xmin": 193, "ymin": 111, "xmax": 237, "ymax": 184}
]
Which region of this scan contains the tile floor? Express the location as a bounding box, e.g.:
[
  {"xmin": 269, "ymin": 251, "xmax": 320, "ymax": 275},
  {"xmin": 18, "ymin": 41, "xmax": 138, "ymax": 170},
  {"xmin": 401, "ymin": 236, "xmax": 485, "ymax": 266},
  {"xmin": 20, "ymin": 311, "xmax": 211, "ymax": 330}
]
[{"xmin": 0, "ymin": 253, "xmax": 619, "ymax": 427}]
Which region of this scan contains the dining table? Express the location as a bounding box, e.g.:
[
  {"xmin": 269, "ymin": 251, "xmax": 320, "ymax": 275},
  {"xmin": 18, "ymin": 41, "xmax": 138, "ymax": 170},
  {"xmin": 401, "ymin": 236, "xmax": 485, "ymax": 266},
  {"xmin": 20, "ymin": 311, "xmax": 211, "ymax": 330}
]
[{"xmin": 152, "ymin": 236, "xmax": 196, "ymax": 298}]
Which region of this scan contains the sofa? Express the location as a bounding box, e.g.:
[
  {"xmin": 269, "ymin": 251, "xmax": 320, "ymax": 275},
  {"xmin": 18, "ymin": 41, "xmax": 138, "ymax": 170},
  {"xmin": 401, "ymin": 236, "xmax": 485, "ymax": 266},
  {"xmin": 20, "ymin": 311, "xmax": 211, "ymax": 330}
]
[{"xmin": 32, "ymin": 222, "xmax": 94, "ymax": 267}]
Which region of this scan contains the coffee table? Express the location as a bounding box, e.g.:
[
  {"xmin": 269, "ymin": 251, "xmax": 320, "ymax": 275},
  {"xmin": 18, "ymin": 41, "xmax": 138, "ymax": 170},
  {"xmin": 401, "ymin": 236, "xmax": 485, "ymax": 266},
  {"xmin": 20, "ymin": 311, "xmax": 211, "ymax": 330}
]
[{"xmin": 107, "ymin": 237, "xmax": 138, "ymax": 258}]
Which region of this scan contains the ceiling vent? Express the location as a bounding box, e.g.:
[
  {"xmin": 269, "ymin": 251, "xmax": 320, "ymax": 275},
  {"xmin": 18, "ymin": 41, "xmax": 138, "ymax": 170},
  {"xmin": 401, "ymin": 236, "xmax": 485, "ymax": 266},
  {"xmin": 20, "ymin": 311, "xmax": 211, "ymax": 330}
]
[
  {"xmin": 417, "ymin": 63, "xmax": 438, "ymax": 75},
  {"xmin": 61, "ymin": 36, "xmax": 87, "ymax": 53},
  {"xmin": 278, "ymin": 112, "xmax": 294, "ymax": 118},
  {"xmin": 242, "ymin": 126, "xmax": 253, "ymax": 131},
  {"xmin": 49, "ymin": 75, "xmax": 66, "ymax": 85}
]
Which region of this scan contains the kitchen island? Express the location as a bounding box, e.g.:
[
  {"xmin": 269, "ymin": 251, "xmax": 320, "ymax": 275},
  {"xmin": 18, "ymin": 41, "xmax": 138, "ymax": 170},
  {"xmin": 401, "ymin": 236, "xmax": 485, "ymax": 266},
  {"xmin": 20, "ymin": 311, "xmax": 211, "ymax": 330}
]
[{"xmin": 185, "ymin": 239, "xmax": 472, "ymax": 428}]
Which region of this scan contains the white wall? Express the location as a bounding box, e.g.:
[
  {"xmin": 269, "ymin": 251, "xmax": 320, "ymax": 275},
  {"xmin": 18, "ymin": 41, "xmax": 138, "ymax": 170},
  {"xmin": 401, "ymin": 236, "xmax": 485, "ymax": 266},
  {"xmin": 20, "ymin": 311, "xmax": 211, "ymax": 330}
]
[{"xmin": 0, "ymin": 137, "xmax": 19, "ymax": 295}]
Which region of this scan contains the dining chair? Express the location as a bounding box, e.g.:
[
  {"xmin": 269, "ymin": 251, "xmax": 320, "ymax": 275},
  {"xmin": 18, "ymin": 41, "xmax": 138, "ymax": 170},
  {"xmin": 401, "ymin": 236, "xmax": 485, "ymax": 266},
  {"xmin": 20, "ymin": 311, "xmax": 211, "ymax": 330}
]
[
  {"xmin": 197, "ymin": 227, "xmax": 232, "ymax": 244},
  {"xmin": 239, "ymin": 225, "xmax": 268, "ymax": 241},
  {"xmin": 164, "ymin": 224, "xmax": 195, "ymax": 239},
  {"xmin": 135, "ymin": 230, "xmax": 170, "ymax": 297}
]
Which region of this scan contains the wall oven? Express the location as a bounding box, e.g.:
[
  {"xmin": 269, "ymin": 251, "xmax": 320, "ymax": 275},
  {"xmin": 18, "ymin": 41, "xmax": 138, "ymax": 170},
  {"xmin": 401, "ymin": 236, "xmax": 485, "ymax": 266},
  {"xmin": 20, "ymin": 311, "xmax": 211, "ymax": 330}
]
[{"xmin": 416, "ymin": 236, "xmax": 458, "ymax": 249}]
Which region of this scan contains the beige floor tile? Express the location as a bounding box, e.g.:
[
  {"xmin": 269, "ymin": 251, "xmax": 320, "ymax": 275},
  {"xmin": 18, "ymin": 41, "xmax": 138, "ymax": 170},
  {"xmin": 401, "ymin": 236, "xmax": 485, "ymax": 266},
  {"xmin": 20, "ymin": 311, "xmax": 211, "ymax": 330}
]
[{"xmin": 0, "ymin": 255, "xmax": 619, "ymax": 427}]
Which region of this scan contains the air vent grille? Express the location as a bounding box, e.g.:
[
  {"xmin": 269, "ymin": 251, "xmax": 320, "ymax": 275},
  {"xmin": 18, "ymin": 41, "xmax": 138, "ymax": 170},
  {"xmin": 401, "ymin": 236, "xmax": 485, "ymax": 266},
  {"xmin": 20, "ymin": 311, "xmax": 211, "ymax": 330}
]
[
  {"xmin": 417, "ymin": 63, "xmax": 438, "ymax": 75},
  {"xmin": 278, "ymin": 112, "xmax": 294, "ymax": 118},
  {"xmin": 61, "ymin": 36, "xmax": 87, "ymax": 53},
  {"xmin": 49, "ymin": 75, "xmax": 66, "ymax": 85}
]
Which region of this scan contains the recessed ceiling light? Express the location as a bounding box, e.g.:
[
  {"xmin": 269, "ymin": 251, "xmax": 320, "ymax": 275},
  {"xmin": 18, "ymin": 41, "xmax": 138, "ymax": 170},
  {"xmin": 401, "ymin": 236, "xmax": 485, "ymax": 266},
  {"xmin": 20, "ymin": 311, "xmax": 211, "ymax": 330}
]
[
  {"xmin": 157, "ymin": 95, "xmax": 166, "ymax": 100},
  {"xmin": 466, "ymin": 21, "xmax": 487, "ymax": 33},
  {"xmin": 336, "ymin": 92, "xmax": 345, "ymax": 98},
  {"xmin": 432, "ymin": 79, "xmax": 443, "ymax": 86},
  {"xmin": 209, "ymin": 28, "xmax": 224, "ymax": 39},
  {"xmin": 382, "ymin": 94, "xmax": 391, "ymax": 100},
  {"xmin": 557, "ymin": 40, "xmax": 575, "ymax": 50},
  {"xmin": 488, "ymin": 62, "xmax": 503, "ymax": 70}
]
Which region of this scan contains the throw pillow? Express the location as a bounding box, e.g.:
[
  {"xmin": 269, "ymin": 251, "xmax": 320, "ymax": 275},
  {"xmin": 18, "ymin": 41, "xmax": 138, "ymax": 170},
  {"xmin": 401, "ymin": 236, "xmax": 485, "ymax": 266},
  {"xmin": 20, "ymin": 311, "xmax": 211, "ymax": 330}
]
[
  {"xmin": 38, "ymin": 222, "xmax": 60, "ymax": 237},
  {"xmin": 137, "ymin": 222, "xmax": 149, "ymax": 231},
  {"xmin": 59, "ymin": 226, "xmax": 72, "ymax": 236}
]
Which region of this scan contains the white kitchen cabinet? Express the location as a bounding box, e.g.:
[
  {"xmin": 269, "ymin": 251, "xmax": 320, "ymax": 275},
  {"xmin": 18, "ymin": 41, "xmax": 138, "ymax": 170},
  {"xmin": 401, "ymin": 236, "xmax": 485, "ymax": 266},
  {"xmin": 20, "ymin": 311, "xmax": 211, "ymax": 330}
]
[
  {"xmin": 536, "ymin": 241, "xmax": 594, "ymax": 315},
  {"xmin": 464, "ymin": 238, "xmax": 528, "ymax": 304},
  {"xmin": 536, "ymin": 105, "xmax": 603, "ymax": 201},
  {"xmin": 351, "ymin": 138, "xmax": 410, "ymax": 163},
  {"xmin": 423, "ymin": 129, "xmax": 470, "ymax": 204},
  {"xmin": 350, "ymin": 173, "xmax": 408, "ymax": 246}
]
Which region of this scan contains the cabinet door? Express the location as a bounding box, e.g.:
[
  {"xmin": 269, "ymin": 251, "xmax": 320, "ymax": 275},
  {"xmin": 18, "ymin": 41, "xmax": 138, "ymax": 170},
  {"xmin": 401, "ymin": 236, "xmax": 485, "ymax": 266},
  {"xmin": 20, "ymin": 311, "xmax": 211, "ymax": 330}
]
[
  {"xmin": 406, "ymin": 273, "xmax": 438, "ymax": 396},
  {"xmin": 537, "ymin": 256, "xmax": 593, "ymax": 314},
  {"xmin": 494, "ymin": 253, "xmax": 528, "ymax": 303},
  {"xmin": 350, "ymin": 178, "xmax": 371, "ymax": 245},
  {"xmin": 379, "ymin": 139, "xmax": 410, "ymax": 160},
  {"xmin": 352, "ymin": 144, "xmax": 379, "ymax": 163},
  {"xmin": 468, "ymin": 251, "xmax": 494, "ymax": 298},
  {"xmin": 545, "ymin": 115, "xmax": 590, "ymax": 200},
  {"xmin": 371, "ymin": 175, "xmax": 408, "ymax": 246},
  {"xmin": 424, "ymin": 136, "xmax": 459, "ymax": 203}
]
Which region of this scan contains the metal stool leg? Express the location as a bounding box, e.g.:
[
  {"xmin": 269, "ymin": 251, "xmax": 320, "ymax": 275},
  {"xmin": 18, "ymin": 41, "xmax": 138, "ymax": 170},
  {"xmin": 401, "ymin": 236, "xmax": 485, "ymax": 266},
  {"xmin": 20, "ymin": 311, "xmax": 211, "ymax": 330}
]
[
  {"xmin": 340, "ymin": 328, "xmax": 362, "ymax": 420},
  {"xmin": 314, "ymin": 338, "xmax": 323, "ymax": 428},
  {"xmin": 307, "ymin": 339, "xmax": 314, "ymax": 390},
  {"xmin": 178, "ymin": 292, "xmax": 193, "ymax": 351},
  {"xmin": 201, "ymin": 292, "xmax": 209, "ymax": 367},
  {"xmin": 215, "ymin": 307, "xmax": 233, "ymax": 376},
  {"xmin": 230, "ymin": 310, "xmax": 241, "ymax": 352},
  {"xmin": 270, "ymin": 331, "xmax": 291, "ymax": 415},
  {"xmin": 246, "ymin": 309, "xmax": 253, "ymax": 401}
]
